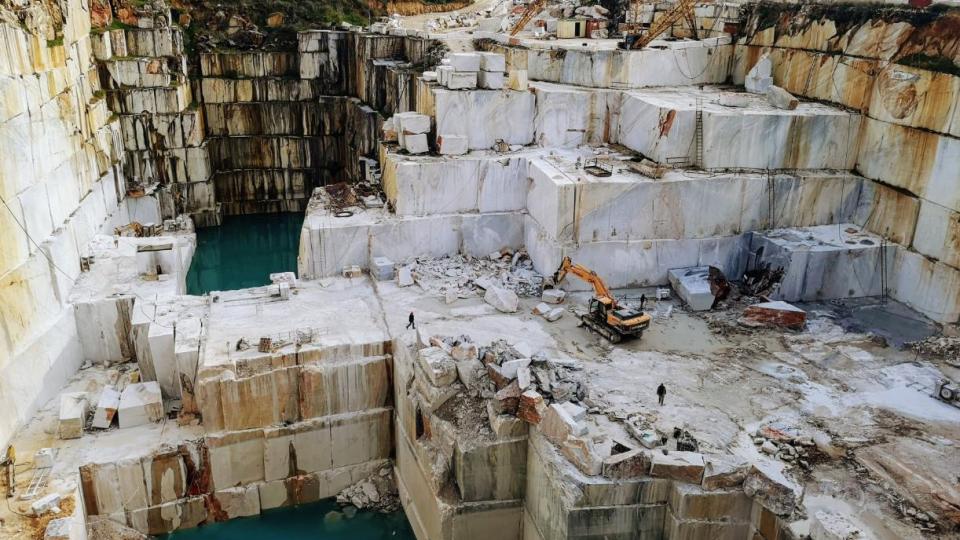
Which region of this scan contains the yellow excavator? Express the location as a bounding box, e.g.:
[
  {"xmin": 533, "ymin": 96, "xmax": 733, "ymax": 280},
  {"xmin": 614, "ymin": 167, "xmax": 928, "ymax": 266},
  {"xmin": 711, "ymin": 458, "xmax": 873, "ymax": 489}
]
[{"xmin": 553, "ymin": 257, "xmax": 651, "ymax": 343}]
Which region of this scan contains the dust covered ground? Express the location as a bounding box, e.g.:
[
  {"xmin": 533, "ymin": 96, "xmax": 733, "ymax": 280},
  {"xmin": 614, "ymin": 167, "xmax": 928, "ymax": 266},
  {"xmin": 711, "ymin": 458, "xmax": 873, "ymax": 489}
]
[{"xmin": 376, "ymin": 264, "xmax": 960, "ymax": 539}]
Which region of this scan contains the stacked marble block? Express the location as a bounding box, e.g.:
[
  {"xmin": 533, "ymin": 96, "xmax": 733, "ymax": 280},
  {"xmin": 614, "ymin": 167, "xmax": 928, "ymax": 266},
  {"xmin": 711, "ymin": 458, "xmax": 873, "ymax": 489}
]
[
  {"xmin": 524, "ymin": 424, "xmax": 799, "ymax": 540},
  {"xmin": 393, "ymin": 111, "xmax": 432, "ymax": 155},
  {"xmin": 92, "ymin": 21, "xmax": 217, "ymax": 224},
  {"xmin": 616, "ymin": 87, "xmax": 860, "ymax": 170},
  {"xmin": 437, "ymin": 52, "xmax": 504, "ymax": 91},
  {"xmin": 392, "ymin": 342, "xmax": 527, "ymax": 540},
  {"xmin": 523, "ymin": 152, "xmax": 869, "ymax": 290},
  {"xmin": 78, "ymin": 340, "xmax": 394, "ymax": 535}
]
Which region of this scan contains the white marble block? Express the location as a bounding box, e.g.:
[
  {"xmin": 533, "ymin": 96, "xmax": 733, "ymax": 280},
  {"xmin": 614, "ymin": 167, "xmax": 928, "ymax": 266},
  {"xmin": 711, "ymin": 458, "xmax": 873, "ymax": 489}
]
[
  {"xmin": 447, "ymin": 71, "xmax": 478, "ymax": 90},
  {"xmin": 404, "ymin": 133, "xmax": 429, "ymax": 154},
  {"xmin": 59, "ymin": 393, "xmax": 89, "ymax": 440},
  {"xmin": 438, "ymin": 134, "xmax": 469, "ymax": 155},
  {"xmin": 448, "ymin": 52, "xmax": 481, "ymax": 72},
  {"xmin": 478, "ymin": 70, "xmax": 504, "ymax": 90},
  {"xmin": 92, "ymin": 386, "xmax": 121, "ymax": 429},
  {"xmin": 118, "ymin": 382, "xmax": 164, "ymax": 428},
  {"xmin": 479, "ymin": 52, "xmax": 506, "ymax": 72},
  {"xmin": 396, "ymin": 112, "xmax": 431, "ymax": 135}
]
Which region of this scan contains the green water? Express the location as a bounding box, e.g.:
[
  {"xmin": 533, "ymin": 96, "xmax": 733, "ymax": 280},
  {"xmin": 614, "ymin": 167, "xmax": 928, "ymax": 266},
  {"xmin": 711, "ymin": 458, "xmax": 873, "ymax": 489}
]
[
  {"xmin": 186, "ymin": 213, "xmax": 303, "ymax": 295},
  {"xmin": 160, "ymin": 500, "xmax": 416, "ymax": 539}
]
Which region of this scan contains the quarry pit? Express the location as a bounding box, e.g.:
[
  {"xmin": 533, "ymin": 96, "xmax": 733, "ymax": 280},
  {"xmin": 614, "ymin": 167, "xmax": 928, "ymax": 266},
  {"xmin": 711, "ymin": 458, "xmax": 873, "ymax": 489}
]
[{"xmin": 1, "ymin": 0, "xmax": 960, "ymax": 539}]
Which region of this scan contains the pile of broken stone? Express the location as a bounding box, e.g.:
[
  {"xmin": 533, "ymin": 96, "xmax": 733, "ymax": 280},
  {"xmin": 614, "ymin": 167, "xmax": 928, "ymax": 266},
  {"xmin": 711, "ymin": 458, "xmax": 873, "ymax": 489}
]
[
  {"xmin": 752, "ymin": 424, "xmax": 818, "ymax": 471},
  {"xmin": 415, "ymin": 335, "xmax": 804, "ymax": 518},
  {"xmin": 335, "ymin": 464, "xmax": 400, "ymax": 514},
  {"xmin": 58, "ymin": 365, "xmax": 164, "ymax": 442},
  {"xmin": 397, "ymin": 251, "xmax": 545, "ymax": 305}
]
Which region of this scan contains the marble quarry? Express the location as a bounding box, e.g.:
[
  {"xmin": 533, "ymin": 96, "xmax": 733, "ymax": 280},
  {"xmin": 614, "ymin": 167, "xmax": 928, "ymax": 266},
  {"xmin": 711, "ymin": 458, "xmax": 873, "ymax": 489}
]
[{"xmin": 2, "ymin": 0, "xmax": 960, "ymax": 540}]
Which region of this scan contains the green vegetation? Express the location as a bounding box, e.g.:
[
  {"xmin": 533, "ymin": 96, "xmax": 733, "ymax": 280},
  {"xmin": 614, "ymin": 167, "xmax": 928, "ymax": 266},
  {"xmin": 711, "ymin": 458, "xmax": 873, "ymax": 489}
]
[
  {"xmin": 46, "ymin": 36, "xmax": 63, "ymax": 47},
  {"xmin": 897, "ymin": 53, "xmax": 960, "ymax": 78}
]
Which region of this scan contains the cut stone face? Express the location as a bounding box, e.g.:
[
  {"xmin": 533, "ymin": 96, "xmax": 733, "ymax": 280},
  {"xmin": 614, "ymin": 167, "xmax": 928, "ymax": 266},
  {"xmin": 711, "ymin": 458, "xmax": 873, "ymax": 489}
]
[
  {"xmin": 59, "ymin": 392, "xmax": 89, "ymax": 440},
  {"xmin": 92, "ymin": 386, "xmax": 122, "ymax": 429},
  {"xmin": 118, "ymin": 382, "xmax": 164, "ymax": 429}
]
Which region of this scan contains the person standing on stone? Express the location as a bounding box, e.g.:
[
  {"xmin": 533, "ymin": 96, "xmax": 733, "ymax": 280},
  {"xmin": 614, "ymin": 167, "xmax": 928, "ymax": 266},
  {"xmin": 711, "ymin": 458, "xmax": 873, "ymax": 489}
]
[
  {"xmin": 656, "ymin": 383, "xmax": 666, "ymax": 406},
  {"xmin": 407, "ymin": 311, "xmax": 416, "ymax": 330},
  {"xmin": 640, "ymin": 294, "xmax": 647, "ymax": 310}
]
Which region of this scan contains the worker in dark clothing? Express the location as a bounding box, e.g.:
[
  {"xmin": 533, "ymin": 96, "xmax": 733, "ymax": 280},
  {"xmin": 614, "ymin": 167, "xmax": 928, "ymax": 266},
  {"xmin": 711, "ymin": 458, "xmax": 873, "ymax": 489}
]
[
  {"xmin": 406, "ymin": 311, "xmax": 416, "ymax": 330},
  {"xmin": 640, "ymin": 294, "xmax": 647, "ymax": 310},
  {"xmin": 656, "ymin": 383, "xmax": 666, "ymax": 406}
]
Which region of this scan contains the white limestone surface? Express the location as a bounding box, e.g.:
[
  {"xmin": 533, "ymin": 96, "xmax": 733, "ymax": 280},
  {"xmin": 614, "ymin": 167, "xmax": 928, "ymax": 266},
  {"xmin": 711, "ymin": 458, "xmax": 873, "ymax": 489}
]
[
  {"xmin": 753, "ymin": 225, "xmax": 894, "ymax": 303},
  {"xmin": 525, "ymin": 38, "xmax": 734, "ymax": 89},
  {"xmin": 433, "ymin": 88, "xmax": 535, "ymax": 149},
  {"xmin": 381, "ymin": 151, "xmax": 531, "ymax": 217},
  {"xmin": 526, "ymin": 153, "xmax": 863, "ymax": 245},
  {"xmin": 617, "ymin": 87, "xmax": 861, "ymax": 170}
]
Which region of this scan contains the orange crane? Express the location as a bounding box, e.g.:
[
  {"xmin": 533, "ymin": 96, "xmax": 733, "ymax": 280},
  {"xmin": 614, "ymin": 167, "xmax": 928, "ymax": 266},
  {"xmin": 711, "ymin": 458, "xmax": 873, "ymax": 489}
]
[
  {"xmin": 621, "ymin": 0, "xmax": 699, "ymax": 50},
  {"xmin": 553, "ymin": 257, "xmax": 652, "ymax": 343},
  {"xmin": 510, "ymin": 0, "xmax": 547, "ymax": 36}
]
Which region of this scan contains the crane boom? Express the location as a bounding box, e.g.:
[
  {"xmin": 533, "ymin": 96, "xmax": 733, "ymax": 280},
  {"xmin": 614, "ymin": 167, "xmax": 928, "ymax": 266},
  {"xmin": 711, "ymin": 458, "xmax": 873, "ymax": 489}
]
[
  {"xmin": 628, "ymin": 0, "xmax": 698, "ymax": 49},
  {"xmin": 553, "ymin": 256, "xmax": 616, "ymax": 307},
  {"xmin": 510, "ymin": 0, "xmax": 546, "ymax": 36}
]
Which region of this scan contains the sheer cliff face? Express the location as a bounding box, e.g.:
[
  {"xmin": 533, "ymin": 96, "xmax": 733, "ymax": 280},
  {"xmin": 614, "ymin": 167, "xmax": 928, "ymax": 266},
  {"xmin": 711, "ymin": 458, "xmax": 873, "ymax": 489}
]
[{"xmin": 0, "ymin": 0, "xmax": 125, "ymax": 446}]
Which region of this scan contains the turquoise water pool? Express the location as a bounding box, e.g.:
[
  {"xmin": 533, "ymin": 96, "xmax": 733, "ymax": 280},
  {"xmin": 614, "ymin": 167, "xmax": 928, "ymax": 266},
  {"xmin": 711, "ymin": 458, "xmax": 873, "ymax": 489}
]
[
  {"xmin": 160, "ymin": 500, "xmax": 415, "ymax": 539},
  {"xmin": 185, "ymin": 213, "xmax": 303, "ymax": 295}
]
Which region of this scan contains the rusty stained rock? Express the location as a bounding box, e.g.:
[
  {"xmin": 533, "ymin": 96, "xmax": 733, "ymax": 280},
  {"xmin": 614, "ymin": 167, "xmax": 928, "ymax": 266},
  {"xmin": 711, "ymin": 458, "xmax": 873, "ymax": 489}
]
[
  {"xmin": 741, "ymin": 301, "xmax": 807, "ymax": 329},
  {"xmin": 517, "ymin": 389, "xmax": 547, "ymax": 424}
]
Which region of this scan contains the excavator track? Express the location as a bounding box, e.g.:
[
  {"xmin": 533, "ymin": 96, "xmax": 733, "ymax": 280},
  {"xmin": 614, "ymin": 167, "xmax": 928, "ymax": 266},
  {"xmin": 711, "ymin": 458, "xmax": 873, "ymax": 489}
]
[{"xmin": 580, "ymin": 314, "xmax": 623, "ymax": 343}]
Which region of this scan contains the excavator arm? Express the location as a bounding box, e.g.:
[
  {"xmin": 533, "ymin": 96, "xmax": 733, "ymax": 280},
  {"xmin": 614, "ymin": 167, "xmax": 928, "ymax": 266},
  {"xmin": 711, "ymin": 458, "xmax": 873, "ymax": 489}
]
[{"xmin": 553, "ymin": 256, "xmax": 616, "ymax": 307}]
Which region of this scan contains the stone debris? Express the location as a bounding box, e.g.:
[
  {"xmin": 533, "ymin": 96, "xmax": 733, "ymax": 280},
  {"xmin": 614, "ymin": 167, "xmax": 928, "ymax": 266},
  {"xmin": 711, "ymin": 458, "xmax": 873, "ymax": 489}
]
[
  {"xmin": 58, "ymin": 393, "xmax": 89, "ymax": 440},
  {"xmin": 741, "ymin": 301, "xmax": 806, "ymax": 329},
  {"xmin": 517, "ymin": 390, "xmax": 547, "ymax": 424},
  {"xmin": 418, "ymin": 347, "xmax": 458, "ymax": 387},
  {"xmin": 87, "ymin": 518, "xmax": 149, "ymax": 540},
  {"xmin": 543, "ymin": 307, "xmax": 564, "ymax": 322},
  {"xmin": 31, "ymin": 492, "xmax": 62, "ymax": 515},
  {"xmin": 336, "ymin": 465, "xmax": 400, "ymax": 513},
  {"xmin": 745, "ymin": 53, "xmax": 773, "ymax": 94},
  {"xmin": 810, "ymin": 511, "xmax": 871, "ymax": 540},
  {"xmin": 401, "ymin": 253, "xmax": 544, "ymax": 299},
  {"xmin": 909, "ymin": 336, "xmax": 960, "ymax": 360},
  {"xmin": 45, "ymin": 517, "xmax": 81, "ymax": 540},
  {"xmin": 752, "ymin": 424, "xmax": 819, "ymax": 468},
  {"xmin": 485, "ymin": 286, "xmax": 519, "ymax": 313},
  {"xmin": 767, "ymin": 85, "xmax": 799, "ymax": 110},
  {"xmin": 117, "ymin": 382, "xmax": 163, "ymax": 428},
  {"xmin": 91, "ymin": 386, "xmax": 121, "ymax": 429},
  {"xmin": 701, "ymin": 454, "xmax": 750, "ymax": 490},
  {"xmin": 743, "ymin": 465, "xmax": 802, "ymax": 516},
  {"xmin": 541, "ymin": 288, "xmax": 566, "ymax": 304},
  {"xmin": 342, "ymin": 265, "xmax": 363, "ymax": 278}
]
